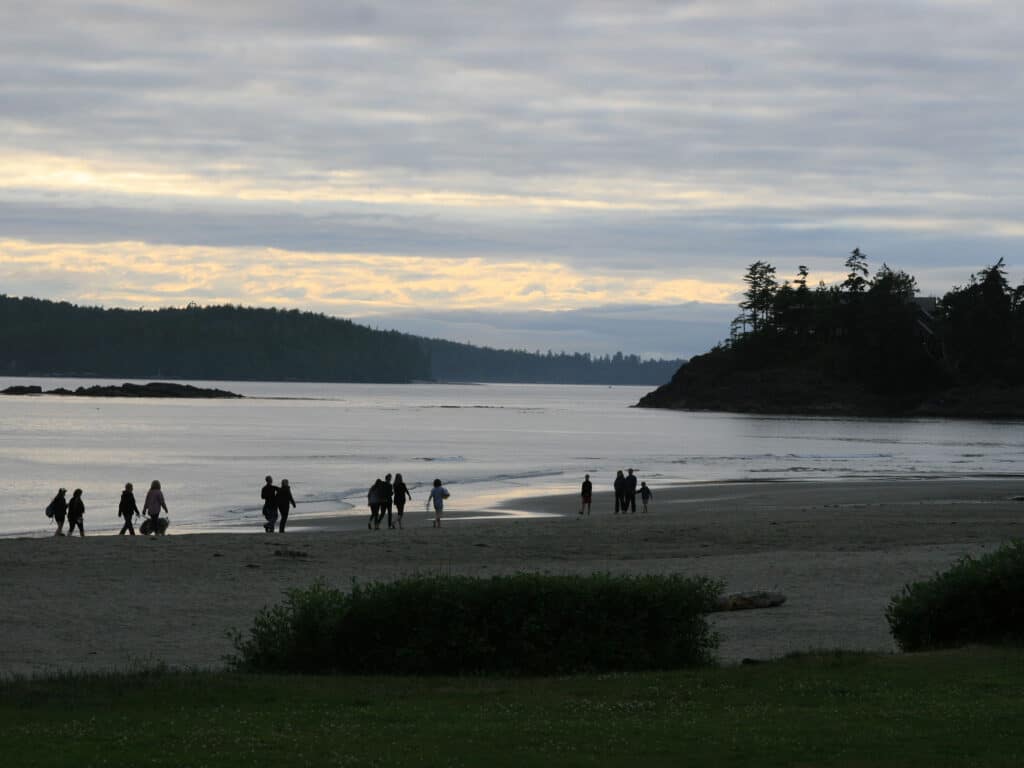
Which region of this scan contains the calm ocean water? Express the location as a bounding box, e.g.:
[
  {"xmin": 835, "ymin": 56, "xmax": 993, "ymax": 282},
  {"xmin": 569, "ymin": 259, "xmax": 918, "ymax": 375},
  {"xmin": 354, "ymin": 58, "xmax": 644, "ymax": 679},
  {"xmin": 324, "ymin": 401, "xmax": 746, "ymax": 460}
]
[{"xmin": 2, "ymin": 377, "xmax": 1023, "ymax": 537}]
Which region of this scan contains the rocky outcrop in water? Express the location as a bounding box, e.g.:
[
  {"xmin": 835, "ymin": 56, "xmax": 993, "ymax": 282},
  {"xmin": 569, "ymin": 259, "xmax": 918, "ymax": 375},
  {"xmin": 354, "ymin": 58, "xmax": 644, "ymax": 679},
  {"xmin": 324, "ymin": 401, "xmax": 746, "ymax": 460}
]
[
  {"xmin": 2, "ymin": 382, "xmax": 242, "ymax": 398},
  {"xmin": 1, "ymin": 385, "xmax": 43, "ymax": 395},
  {"xmin": 636, "ymin": 347, "xmax": 892, "ymax": 415},
  {"xmin": 637, "ymin": 350, "xmax": 1024, "ymax": 418}
]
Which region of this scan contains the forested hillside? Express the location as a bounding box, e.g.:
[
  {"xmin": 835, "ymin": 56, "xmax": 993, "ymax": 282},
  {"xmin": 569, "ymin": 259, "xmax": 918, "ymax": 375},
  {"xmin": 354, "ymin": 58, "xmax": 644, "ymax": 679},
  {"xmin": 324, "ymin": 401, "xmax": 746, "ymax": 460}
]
[
  {"xmin": 0, "ymin": 296, "xmax": 682, "ymax": 385},
  {"xmin": 638, "ymin": 252, "xmax": 1024, "ymax": 416},
  {"xmin": 0, "ymin": 298, "xmax": 431, "ymax": 382}
]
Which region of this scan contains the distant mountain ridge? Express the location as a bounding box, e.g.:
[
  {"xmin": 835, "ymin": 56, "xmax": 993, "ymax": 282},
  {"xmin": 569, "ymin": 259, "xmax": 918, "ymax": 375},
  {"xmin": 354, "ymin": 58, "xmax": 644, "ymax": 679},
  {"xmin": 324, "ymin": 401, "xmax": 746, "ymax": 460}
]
[{"xmin": 0, "ymin": 295, "xmax": 683, "ymax": 385}]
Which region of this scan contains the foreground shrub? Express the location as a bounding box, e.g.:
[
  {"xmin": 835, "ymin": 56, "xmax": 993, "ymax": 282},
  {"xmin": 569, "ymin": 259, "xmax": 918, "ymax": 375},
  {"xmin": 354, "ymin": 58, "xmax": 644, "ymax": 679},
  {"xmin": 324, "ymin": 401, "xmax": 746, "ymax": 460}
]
[
  {"xmin": 887, "ymin": 540, "xmax": 1024, "ymax": 651},
  {"xmin": 228, "ymin": 573, "xmax": 722, "ymax": 674}
]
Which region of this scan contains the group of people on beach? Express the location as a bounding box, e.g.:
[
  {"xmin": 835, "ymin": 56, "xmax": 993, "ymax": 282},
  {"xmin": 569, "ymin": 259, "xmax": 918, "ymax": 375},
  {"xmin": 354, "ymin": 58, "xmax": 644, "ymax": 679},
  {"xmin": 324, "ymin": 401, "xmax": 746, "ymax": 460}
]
[
  {"xmin": 579, "ymin": 468, "xmax": 652, "ymax": 515},
  {"xmin": 44, "ymin": 469, "xmax": 648, "ymax": 536},
  {"xmin": 43, "ymin": 473, "xmax": 452, "ymax": 536},
  {"xmin": 366, "ymin": 473, "xmax": 410, "ymax": 530},
  {"xmin": 45, "ymin": 481, "xmax": 169, "ymax": 537},
  {"xmin": 366, "ymin": 474, "xmax": 450, "ymax": 529}
]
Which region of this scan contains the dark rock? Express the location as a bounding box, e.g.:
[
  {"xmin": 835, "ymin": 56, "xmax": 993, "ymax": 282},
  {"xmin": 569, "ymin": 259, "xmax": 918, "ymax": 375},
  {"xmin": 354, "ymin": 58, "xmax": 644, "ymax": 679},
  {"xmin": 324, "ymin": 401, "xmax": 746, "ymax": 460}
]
[
  {"xmin": 637, "ymin": 347, "xmax": 1024, "ymax": 418},
  {"xmin": 637, "ymin": 347, "xmax": 888, "ymax": 415},
  {"xmin": 912, "ymin": 385, "xmax": 1024, "ymax": 418},
  {"xmin": 1, "ymin": 385, "xmax": 42, "ymax": 395},
  {"xmin": 68, "ymin": 382, "xmax": 243, "ymax": 398},
  {"xmin": 5, "ymin": 382, "xmax": 244, "ymax": 398}
]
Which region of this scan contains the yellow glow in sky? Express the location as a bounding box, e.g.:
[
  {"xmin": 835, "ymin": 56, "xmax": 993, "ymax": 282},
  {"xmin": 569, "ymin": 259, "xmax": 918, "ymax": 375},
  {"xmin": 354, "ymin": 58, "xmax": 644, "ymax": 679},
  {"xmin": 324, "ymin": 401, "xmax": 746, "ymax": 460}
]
[
  {"xmin": 0, "ymin": 151, "xmax": 922, "ymax": 214},
  {"xmin": 0, "ymin": 239, "xmax": 742, "ymax": 312}
]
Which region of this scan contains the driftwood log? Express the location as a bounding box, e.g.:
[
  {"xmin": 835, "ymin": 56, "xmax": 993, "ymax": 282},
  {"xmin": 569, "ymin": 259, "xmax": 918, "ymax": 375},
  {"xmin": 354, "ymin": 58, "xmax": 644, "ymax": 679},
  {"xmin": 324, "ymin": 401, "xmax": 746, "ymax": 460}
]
[{"xmin": 713, "ymin": 591, "xmax": 787, "ymax": 612}]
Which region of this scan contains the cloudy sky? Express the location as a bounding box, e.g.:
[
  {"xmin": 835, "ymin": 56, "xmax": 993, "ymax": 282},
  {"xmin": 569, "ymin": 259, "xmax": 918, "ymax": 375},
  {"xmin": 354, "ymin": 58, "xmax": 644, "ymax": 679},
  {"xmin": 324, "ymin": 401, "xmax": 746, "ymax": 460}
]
[{"xmin": 1, "ymin": 1, "xmax": 1021, "ymax": 357}]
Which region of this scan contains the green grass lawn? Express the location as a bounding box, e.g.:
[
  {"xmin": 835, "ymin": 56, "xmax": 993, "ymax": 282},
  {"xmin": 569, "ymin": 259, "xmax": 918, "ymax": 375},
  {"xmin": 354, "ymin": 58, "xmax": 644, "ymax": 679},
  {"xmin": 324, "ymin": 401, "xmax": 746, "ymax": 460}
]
[{"xmin": 2, "ymin": 647, "xmax": 1021, "ymax": 767}]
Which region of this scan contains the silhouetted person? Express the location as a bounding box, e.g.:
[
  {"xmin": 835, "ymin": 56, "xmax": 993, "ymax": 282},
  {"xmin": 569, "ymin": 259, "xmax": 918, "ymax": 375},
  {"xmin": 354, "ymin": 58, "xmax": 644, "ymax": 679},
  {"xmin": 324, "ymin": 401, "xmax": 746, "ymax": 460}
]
[
  {"xmin": 143, "ymin": 480, "xmax": 168, "ymax": 536},
  {"xmin": 640, "ymin": 481, "xmax": 653, "ymax": 513},
  {"xmin": 277, "ymin": 479, "xmax": 296, "ymax": 532},
  {"xmin": 118, "ymin": 482, "xmax": 140, "ymax": 535},
  {"xmin": 625, "ymin": 468, "xmax": 638, "ymax": 513},
  {"xmin": 47, "ymin": 488, "xmax": 68, "ymax": 536},
  {"xmin": 368, "ymin": 479, "xmax": 382, "ymax": 530},
  {"xmin": 427, "ymin": 478, "xmax": 449, "ymax": 528},
  {"xmin": 580, "ymin": 474, "xmax": 592, "ymax": 515},
  {"xmin": 393, "ymin": 473, "xmax": 411, "ymax": 529},
  {"xmin": 613, "ymin": 470, "xmax": 625, "ymax": 514},
  {"xmin": 261, "ymin": 475, "xmax": 278, "ymax": 533},
  {"xmin": 67, "ymin": 488, "xmax": 85, "ymax": 536},
  {"xmin": 381, "ymin": 473, "xmax": 395, "ymax": 529}
]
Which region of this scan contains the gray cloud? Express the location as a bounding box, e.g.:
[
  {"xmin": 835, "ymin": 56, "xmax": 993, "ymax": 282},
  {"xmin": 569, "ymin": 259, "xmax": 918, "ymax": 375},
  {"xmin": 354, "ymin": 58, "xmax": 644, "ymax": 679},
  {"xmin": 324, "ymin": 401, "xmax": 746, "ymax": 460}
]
[
  {"xmin": 1, "ymin": 0, "xmax": 1023, "ymax": 334},
  {"xmin": 4, "ymin": 2, "xmax": 1021, "ymax": 178},
  {"xmin": 1, "ymin": 197, "xmax": 1017, "ymax": 297}
]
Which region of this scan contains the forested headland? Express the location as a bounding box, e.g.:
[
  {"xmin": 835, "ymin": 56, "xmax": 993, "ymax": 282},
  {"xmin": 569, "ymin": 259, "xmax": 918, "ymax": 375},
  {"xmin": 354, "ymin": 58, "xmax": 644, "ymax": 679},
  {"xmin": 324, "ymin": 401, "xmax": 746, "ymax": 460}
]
[
  {"xmin": 638, "ymin": 251, "xmax": 1024, "ymax": 417},
  {"xmin": 0, "ymin": 295, "xmax": 682, "ymax": 385}
]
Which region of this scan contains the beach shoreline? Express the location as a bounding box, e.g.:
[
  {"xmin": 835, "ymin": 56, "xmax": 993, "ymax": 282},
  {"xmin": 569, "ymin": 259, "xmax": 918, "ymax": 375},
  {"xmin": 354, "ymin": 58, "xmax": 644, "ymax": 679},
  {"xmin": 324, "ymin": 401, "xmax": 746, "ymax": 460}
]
[{"xmin": 1, "ymin": 477, "xmax": 1021, "ymax": 676}]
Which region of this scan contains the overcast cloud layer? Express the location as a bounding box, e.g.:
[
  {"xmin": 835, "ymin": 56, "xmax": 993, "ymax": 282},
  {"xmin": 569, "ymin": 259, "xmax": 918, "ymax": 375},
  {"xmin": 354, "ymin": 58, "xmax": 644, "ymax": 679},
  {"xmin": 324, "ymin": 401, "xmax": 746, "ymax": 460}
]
[{"xmin": 1, "ymin": 1, "xmax": 1022, "ymax": 356}]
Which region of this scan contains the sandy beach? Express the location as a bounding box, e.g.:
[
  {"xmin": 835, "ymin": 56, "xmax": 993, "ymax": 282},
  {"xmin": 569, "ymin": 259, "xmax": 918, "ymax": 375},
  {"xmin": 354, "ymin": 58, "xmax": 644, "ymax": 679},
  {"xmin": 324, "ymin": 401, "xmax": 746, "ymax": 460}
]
[{"xmin": 1, "ymin": 477, "xmax": 1022, "ymax": 676}]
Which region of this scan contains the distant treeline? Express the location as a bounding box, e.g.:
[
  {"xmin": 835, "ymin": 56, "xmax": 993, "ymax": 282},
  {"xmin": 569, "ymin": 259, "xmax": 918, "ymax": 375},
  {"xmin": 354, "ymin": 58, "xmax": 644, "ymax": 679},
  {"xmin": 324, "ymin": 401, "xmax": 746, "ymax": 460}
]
[
  {"xmin": 0, "ymin": 297, "xmax": 430, "ymax": 382},
  {"xmin": 639, "ymin": 251, "xmax": 1024, "ymax": 416},
  {"xmin": 0, "ymin": 295, "xmax": 682, "ymax": 385},
  {"xmin": 426, "ymin": 337, "xmax": 682, "ymax": 385}
]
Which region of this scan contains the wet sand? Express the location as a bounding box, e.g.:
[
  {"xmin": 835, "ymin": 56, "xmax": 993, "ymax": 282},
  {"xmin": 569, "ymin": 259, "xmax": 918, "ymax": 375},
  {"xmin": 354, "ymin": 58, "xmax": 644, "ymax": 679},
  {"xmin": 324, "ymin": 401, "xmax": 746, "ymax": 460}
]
[{"xmin": 1, "ymin": 478, "xmax": 1021, "ymax": 676}]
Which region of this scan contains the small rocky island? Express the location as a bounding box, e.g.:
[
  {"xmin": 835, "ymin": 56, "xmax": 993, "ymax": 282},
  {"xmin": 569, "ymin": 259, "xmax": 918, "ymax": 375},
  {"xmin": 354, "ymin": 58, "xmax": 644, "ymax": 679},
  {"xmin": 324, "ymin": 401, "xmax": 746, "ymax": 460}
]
[{"xmin": 2, "ymin": 382, "xmax": 243, "ymax": 398}]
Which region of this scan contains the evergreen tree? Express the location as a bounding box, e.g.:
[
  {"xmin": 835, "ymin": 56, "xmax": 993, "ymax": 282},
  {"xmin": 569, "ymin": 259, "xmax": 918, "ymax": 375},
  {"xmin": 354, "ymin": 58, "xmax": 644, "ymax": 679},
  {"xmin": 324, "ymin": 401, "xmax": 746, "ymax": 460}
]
[
  {"xmin": 936, "ymin": 259, "xmax": 1015, "ymax": 381},
  {"xmin": 737, "ymin": 260, "xmax": 778, "ymax": 333},
  {"xmin": 842, "ymin": 248, "xmax": 870, "ymax": 294}
]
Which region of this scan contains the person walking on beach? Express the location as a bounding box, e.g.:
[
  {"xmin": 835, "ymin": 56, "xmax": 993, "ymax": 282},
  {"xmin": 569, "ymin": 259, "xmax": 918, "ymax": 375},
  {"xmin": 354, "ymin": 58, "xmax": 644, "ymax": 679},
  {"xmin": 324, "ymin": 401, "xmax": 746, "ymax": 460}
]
[
  {"xmin": 67, "ymin": 488, "xmax": 85, "ymax": 536},
  {"xmin": 143, "ymin": 480, "xmax": 168, "ymax": 536},
  {"xmin": 426, "ymin": 478, "xmax": 449, "ymax": 528},
  {"xmin": 580, "ymin": 474, "xmax": 592, "ymax": 515},
  {"xmin": 381, "ymin": 473, "xmax": 395, "ymax": 529},
  {"xmin": 613, "ymin": 470, "xmax": 625, "ymax": 514},
  {"xmin": 639, "ymin": 481, "xmax": 653, "ymax": 513},
  {"xmin": 368, "ymin": 478, "xmax": 382, "ymax": 530},
  {"xmin": 393, "ymin": 473, "xmax": 411, "ymax": 529},
  {"xmin": 118, "ymin": 482, "xmax": 140, "ymax": 535},
  {"xmin": 276, "ymin": 479, "xmax": 296, "ymax": 532},
  {"xmin": 261, "ymin": 476, "xmax": 278, "ymax": 533},
  {"xmin": 625, "ymin": 469, "xmax": 638, "ymax": 514},
  {"xmin": 46, "ymin": 488, "xmax": 68, "ymax": 536}
]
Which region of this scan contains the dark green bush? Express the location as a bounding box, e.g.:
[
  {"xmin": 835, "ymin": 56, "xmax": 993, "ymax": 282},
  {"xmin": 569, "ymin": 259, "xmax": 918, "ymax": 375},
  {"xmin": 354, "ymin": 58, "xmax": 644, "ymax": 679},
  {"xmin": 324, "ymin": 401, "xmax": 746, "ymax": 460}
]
[
  {"xmin": 228, "ymin": 573, "xmax": 722, "ymax": 675},
  {"xmin": 887, "ymin": 540, "xmax": 1024, "ymax": 651}
]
